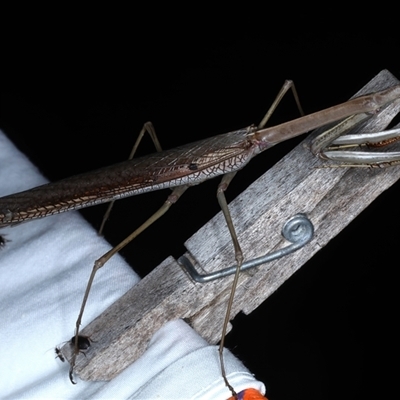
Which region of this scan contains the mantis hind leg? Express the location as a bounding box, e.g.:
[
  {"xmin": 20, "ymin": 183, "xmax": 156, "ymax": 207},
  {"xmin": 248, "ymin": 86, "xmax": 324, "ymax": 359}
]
[
  {"xmin": 69, "ymin": 184, "xmax": 189, "ymax": 383},
  {"xmin": 99, "ymin": 122, "xmax": 163, "ymax": 234}
]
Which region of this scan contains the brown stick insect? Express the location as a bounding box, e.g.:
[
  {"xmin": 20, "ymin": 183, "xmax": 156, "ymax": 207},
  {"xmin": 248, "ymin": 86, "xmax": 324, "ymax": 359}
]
[{"xmin": 1, "ymin": 80, "xmax": 400, "ymax": 396}]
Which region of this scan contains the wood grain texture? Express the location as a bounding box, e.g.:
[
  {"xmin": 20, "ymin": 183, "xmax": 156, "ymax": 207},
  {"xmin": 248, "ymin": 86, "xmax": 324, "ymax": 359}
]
[{"xmin": 62, "ymin": 69, "xmax": 400, "ymax": 381}]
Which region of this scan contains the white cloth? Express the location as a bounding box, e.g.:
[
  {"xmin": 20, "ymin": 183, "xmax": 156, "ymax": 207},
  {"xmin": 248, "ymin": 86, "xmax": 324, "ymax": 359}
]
[{"xmin": 0, "ymin": 130, "xmax": 265, "ymax": 399}]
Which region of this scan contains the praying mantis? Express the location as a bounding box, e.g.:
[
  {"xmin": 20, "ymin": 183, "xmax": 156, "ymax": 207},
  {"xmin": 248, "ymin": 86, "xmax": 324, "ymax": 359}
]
[{"xmin": 1, "ymin": 74, "xmax": 400, "ymax": 396}]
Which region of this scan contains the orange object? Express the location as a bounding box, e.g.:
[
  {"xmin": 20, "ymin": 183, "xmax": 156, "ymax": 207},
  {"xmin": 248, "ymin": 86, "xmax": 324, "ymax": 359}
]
[{"xmin": 227, "ymin": 388, "xmax": 268, "ymax": 400}]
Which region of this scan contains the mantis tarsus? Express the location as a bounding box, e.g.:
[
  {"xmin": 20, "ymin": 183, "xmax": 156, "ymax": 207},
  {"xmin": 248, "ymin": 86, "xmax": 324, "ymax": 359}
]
[
  {"xmin": 55, "ymin": 347, "xmax": 65, "ymax": 363},
  {"xmin": 1, "ymin": 79, "xmax": 400, "ymax": 396}
]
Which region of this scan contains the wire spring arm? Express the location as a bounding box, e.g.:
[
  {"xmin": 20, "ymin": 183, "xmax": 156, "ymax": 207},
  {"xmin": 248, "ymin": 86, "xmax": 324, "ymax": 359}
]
[{"xmin": 178, "ymin": 214, "xmax": 314, "ymax": 283}]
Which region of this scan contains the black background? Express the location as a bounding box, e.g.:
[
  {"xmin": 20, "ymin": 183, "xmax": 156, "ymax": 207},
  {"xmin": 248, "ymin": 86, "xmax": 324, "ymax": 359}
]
[{"xmin": 2, "ymin": 9, "xmax": 399, "ymax": 400}]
